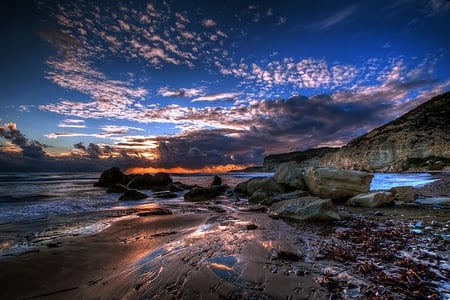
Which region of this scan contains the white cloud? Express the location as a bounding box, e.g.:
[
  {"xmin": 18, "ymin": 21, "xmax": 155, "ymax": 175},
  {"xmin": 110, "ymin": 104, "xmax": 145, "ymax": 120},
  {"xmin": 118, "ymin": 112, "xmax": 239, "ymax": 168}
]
[
  {"xmin": 201, "ymin": 18, "xmax": 217, "ymax": 27},
  {"xmin": 313, "ymin": 5, "xmax": 357, "ymax": 30},
  {"xmin": 191, "ymin": 92, "xmax": 242, "ymax": 102}
]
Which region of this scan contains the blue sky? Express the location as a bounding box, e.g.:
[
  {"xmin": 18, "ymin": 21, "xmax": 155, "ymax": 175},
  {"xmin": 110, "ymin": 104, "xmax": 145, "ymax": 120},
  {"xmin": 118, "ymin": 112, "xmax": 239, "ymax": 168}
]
[{"xmin": 0, "ymin": 0, "xmax": 449, "ymax": 172}]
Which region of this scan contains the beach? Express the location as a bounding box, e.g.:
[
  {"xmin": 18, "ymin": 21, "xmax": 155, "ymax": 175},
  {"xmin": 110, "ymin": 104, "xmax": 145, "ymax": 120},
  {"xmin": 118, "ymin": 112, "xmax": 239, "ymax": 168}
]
[{"xmin": 0, "ymin": 172, "xmax": 449, "ymax": 299}]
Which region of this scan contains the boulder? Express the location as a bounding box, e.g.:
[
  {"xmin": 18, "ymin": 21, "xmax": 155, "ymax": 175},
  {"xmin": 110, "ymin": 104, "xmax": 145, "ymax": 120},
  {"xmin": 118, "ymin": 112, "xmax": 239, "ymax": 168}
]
[
  {"xmin": 389, "ymin": 186, "xmax": 416, "ymax": 202},
  {"xmin": 127, "ymin": 174, "xmax": 152, "ymax": 189},
  {"xmin": 234, "ymin": 178, "xmax": 253, "ymax": 195},
  {"xmin": 208, "ymin": 175, "xmax": 222, "ymax": 187},
  {"xmin": 184, "ymin": 186, "xmax": 227, "ymax": 202},
  {"xmin": 261, "ymin": 190, "xmax": 311, "ymax": 206},
  {"xmin": 119, "ymin": 189, "xmax": 148, "ymax": 201},
  {"xmin": 151, "ymin": 172, "xmax": 173, "ymax": 186},
  {"xmin": 273, "ymin": 162, "xmax": 307, "ymax": 191},
  {"xmin": 248, "ymin": 190, "xmax": 272, "ymax": 204},
  {"xmin": 94, "ymin": 167, "xmax": 128, "ymax": 187},
  {"xmin": 247, "ymin": 177, "xmax": 284, "ymax": 195},
  {"xmin": 347, "ymin": 191, "xmax": 395, "ymax": 208},
  {"xmin": 106, "ymin": 184, "xmax": 130, "ymax": 193},
  {"xmin": 303, "ymin": 167, "xmax": 373, "ymax": 200},
  {"xmin": 269, "ymin": 196, "xmax": 341, "ymax": 221}
]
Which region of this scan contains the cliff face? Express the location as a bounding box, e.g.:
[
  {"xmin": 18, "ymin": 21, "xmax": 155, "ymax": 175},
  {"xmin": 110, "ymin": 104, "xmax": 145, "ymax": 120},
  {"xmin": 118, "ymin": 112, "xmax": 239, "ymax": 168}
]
[
  {"xmin": 320, "ymin": 92, "xmax": 450, "ymax": 172},
  {"xmin": 263, "ymin": 147, "xmax": 338, "ymax": 171}
]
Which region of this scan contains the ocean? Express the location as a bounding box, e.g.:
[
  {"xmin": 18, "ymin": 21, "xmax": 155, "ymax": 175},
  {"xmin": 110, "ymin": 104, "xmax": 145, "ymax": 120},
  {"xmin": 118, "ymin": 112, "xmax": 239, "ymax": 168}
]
[{"xmin": 0, "ymin": 171, "xmax": 438, "ymax": 256}]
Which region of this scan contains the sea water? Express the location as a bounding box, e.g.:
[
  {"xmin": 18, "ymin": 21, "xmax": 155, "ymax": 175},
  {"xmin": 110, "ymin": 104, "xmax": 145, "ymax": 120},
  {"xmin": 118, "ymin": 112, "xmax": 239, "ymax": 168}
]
[{"xmin": 0, "ymin": 171, "xmax": 439, "ymax": 255}]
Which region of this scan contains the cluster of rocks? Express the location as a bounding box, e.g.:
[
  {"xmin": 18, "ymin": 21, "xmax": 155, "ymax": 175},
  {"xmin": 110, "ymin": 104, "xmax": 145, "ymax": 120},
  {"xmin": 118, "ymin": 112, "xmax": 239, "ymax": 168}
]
[
  {"xmin": 234, "ymin": 162, "xmax": 417, "ymax": 222},
  {"xmin": 94, "ymin": 164, "xmax": 418, "ymax": 222},
  {"xmin": 93, "ymin": 167, "xmax": 231, "ymax": 201}
]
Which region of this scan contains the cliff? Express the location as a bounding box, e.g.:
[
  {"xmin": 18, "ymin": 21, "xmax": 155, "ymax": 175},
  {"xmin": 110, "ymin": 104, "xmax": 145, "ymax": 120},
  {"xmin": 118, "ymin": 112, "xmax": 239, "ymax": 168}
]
[
  {"xmin": 320, "ymin": 92, "xmax": 450, "ymax": 172},
  {"xmin": 263, "ymin": 147, "xmax": 338, "ymax": 171}
]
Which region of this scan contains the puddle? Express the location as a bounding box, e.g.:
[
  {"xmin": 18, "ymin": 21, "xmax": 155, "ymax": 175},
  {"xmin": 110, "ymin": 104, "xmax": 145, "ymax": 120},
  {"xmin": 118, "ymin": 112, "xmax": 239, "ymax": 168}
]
[{"xmin": 208, "ymin": 255, "xmax": 239, "ymax": 281}]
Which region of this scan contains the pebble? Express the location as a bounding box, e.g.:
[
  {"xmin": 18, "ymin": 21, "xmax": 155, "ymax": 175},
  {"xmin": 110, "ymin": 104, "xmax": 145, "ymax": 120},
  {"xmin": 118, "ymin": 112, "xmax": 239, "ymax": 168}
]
[{"xmin": 374, "ymin": 211, "xmax": 383, "ymax": 216}]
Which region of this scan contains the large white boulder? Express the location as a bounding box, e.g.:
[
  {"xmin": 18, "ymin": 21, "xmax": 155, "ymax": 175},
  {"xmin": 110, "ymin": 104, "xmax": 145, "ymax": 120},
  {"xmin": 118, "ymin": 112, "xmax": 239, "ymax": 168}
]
[{"xmin": 303, "ymin": 167, "xmax": 373, "ymax": 200}]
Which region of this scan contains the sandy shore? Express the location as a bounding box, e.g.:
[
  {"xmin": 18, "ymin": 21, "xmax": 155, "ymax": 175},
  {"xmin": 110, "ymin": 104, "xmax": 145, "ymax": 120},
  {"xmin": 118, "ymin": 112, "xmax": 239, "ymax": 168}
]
[{"xmin": 0, "ymin": 174, "xmax": 449, "ymax": 299}]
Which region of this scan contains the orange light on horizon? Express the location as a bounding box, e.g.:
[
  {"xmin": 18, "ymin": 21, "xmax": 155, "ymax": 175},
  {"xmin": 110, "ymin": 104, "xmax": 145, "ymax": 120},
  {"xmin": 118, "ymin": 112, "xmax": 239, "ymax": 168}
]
[{"xmin": 125, "ymin": 164, "xmax": 254, "ymax": 174}]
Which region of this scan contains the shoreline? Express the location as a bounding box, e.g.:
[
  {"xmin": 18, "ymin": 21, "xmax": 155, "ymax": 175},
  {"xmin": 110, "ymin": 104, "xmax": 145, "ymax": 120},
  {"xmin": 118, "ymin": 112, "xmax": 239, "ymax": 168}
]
[
  {"xmin": 0, "ymin": 171, "xmax": 449, "ymax": 299},
  {"xmin": 0, "ymin": 198, "xmax": 449, "ymax": 299}
]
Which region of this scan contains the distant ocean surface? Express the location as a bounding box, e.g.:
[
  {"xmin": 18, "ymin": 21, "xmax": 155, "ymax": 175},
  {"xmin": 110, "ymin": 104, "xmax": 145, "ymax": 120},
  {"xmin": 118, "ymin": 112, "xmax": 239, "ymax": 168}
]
[{"xmin": 0, "ymin": 171, "xmax": 438, "ymax": 255}]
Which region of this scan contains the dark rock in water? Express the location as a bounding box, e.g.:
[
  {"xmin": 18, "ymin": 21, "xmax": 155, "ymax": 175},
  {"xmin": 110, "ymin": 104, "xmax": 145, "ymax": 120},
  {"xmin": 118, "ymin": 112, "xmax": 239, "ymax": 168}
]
[
  {"xmin": 151, "ymin": 172, "xmax": 173, "ymax": 186},
  {"xmin": 169, "ymin": 183, "xmax": 189, "ymax": 192},
  {"xmin": 119, "ymin": 189, "xmax": 148, "ymax": 201},
  {"xmin": 127, "ymin": 174, "xmax": 152, "ymax": 189},
  {"xmin": 208, "ymin": 175, "xmax": 222, "ymax": 187},
  {"xmin": 137, "ymin": 208, "xmax": 172, "ymax": 216},
  {"xmin": 184, "ymin": 186, "xmax": 227, "ymax": 202},
  {"xmin": 94, "ymin": 167, "xmax": 128, "ymax": 187},
  {"xmin": 153, "ymin": 191, "xmax": 178, "ymax": 199},
  {"xmin": 106, "ymin": 184, "xmax": 130, "ymax": 193}
]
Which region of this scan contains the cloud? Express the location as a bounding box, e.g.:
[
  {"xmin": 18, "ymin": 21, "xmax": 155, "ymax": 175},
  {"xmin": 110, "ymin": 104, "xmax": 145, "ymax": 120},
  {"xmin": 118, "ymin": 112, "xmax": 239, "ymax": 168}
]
[
  {"xmin": 158, "ymin": 86, "xmax": 206, "ymax": 98},
  {"xmin": 191, "ymin": 92, "xmax": 242, "ymax": 102},
  {"xmin": 201, "ymin": 18, "xmax": 217, "ymax": 27},
  {"xmin": 58, "ymin": 119, "xmax": 86, "ymax": 128},
  {"xmin": 313, "ymin": 5, "xmax": 358, "ymax": 30},
  {"xmin": 0, "ymin": 123, "xmax": 48, "ymax": 158}
]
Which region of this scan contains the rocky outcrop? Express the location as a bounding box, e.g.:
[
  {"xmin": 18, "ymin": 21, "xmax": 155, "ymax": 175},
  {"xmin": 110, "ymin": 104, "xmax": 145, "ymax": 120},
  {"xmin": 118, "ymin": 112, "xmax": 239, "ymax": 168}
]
[
  {"xmin": 151, "ymin": 172, "xmax": 173, "ymax": 186},
  {"xmin": 269, "ymin": 196, "xmax": 341, "ymax": 221},
  {"xmin": 263, "ymin": 147, "xmax": 338, "ymax": 171},
  {"xmin": 184, "ymin": 186, "xmax": 227, "ymax": 202},
  {"xmin": 208, "ymin": 175, "xmax": 222, "ymax": 187},
  {"xmin": 303, "ymin": 167, "xmax": 373, "ymax": 200},
  {"xmin": 320, "ymin": 92, "xmax": 450, "ymax": 172},
  {"xmin": 94, "ymin": 167, "xmax": 128, "ymax": 187}
]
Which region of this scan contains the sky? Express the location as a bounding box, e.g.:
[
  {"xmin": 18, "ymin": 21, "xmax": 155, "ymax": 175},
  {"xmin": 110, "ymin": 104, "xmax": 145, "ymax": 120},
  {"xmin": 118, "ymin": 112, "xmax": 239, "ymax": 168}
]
[{"xmin": 0, "ymin": 0, "xmax": 449, "ymax": 173}]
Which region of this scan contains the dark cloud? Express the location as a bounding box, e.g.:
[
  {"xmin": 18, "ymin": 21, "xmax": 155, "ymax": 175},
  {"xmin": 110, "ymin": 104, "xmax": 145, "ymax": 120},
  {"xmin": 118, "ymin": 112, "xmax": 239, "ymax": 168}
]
[{"xmin": 0, "ymin": 123, "xmax": 48, "ymax": 158}]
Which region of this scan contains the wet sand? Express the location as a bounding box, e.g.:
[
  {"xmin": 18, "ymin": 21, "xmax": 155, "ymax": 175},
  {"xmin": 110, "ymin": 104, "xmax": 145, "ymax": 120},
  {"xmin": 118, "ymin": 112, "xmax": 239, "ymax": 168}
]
[
  {"xmin": 0, "ymin": 174, "xmax": 449, "ymax": 299},
  {"xmin": 0, "ymin": 202, "xmax": 330, "ymax": 299}
]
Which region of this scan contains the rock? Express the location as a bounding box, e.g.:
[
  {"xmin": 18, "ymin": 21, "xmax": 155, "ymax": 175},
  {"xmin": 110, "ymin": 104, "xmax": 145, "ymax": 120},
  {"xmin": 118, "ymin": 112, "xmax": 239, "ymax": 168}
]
[
  {"xmin": 119, "ymin": 189, "xmax": 148, "ymax": 201},
  {"xmin": 169, "ymin": 182, "xmax": 190, "ymax": 192},
  {"xmin": 247, "ymin": 177, "xmax": 284, "ymax": 195},
  {"xmin": 234, "ymin": 178, "xmax": 253, "ymax": 194},
  {"xmin": 153, "ymin": 191, "xmax": 178, "ymax": 199},
  {"xmin": 106, "ymin": 184, "xmax": 130, "ymax": 193},
  {"xmin": 127, "ymin": 174, "xmax": 152, "ymax": 189},
  {"xmin": 208, "ymin": 175, "xmax": 222, "ymax": 187},
  {"xmin": 94, "ymin": 167, "xmax": 128, "ymax": 187},
  {"xmin": 137, "ymin": 208, "xmax": 173, "ymax": 216},
  {"xmin": 249, "ymin": 190, "xmax": 272, "ymax": 204},
  {"xmin": 260, "ymin": 190, "xmax": 311, "ymax": 206},
  {"xmin": 151, "ymin": 172, "xmax": 173, "ymax": 186},
  {"xmin": 303, "ymin": 167, "xmax": 373, "ymax": 200},
  {"xmin": 273, "ymin": 162, "xmax": 307, "ymax": 191},
  {"xmin": 269, "ymin": 196, "xmax": 341, "ymax": 221},
  {"xmin": 389, "ymin": 186, "xmax": 416, "ymax": 202},
  {"xmin": 184, "ymin": 186, "xmax": 227, "ymax": 202},
  {"xmin": 347, "ymin": 191, "xmax": 395, "ymax": 208}
]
